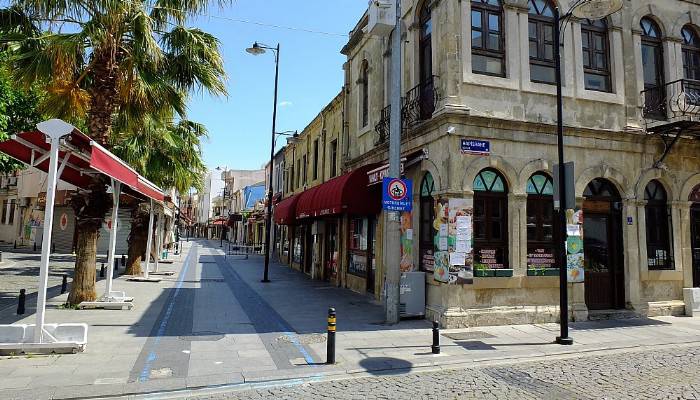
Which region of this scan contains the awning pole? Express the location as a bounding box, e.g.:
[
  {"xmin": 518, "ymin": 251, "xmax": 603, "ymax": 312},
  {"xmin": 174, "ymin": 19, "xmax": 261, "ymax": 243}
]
[
  {"xmin": 144, "ymin": 199, "xmax": 154, "ymax": 279},
  {"xmin": 104, "ymin": 179, "xmax": 120, "ymax": 299},
  {"xmin": 34, "ymin": 120, "xmax": 73, "ymax": 343},
  {"xmin": 154, "ymin": 211, "xmax": 161, "ymax": 272}
]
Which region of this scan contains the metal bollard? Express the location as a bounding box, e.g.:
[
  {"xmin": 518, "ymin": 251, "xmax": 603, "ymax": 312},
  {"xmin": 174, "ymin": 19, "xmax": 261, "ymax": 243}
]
[
  {"xmin": 61, "ymin": 275, "xmax": 68, "ymax": 294},
  {"xmin": 121, "ymin": 254, "xmax": 126, "ymax": 266},
  {"xmin": 0, "ymin": 251, "xmax": 3, "ymax": 263},
  {"xmin": 17, "ymin": 289, "xmax": 26, "ymax": 315},
  {"xmin": 431, "ymin": 321, "xmax": 441, "ymax": 354},
  {"xmin": 113, "ymin": 259, "xmax": 119, "ymax": 278},
  {"xmin": 52, "ymin": 243, "xmax": 56, "ymax": 253},
  {"xmin": 13, "ymin": 240, "xmax": 17, "ymax": 249},
  {"xmin": 100, "ymin": 263, "xmax": 105, "ymax": 278},
  {"xmin": 327, "ymin": 307, "xmax": 336, "ymax": 364},
  {"xmin": 33, "ymin": 242, "xmax": 37, "ymax": 252}
]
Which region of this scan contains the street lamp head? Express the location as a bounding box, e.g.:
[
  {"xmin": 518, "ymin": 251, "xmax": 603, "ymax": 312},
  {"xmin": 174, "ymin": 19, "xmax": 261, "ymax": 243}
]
[
  {"xmin": 571, "ymin": 0, "xmax": 623, "ymax": 20},
  {"xmin": 246, "ymin": 42, "xmax": 266, "ymax": 56}
]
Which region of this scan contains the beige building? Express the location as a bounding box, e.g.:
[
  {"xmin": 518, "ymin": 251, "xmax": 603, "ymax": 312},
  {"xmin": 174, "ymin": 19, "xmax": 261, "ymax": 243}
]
[{"xmin": 333, "ymin": 0, "xmax": 700, "ymax": 327}]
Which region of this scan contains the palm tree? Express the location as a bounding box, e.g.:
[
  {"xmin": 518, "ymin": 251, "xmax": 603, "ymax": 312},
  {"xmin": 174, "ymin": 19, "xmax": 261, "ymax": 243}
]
[
  {"xmin": 0, "ymin": 1, "xmax": 227, "ymax": 304},
  {"xmin": 111, "ymin": 116, "xmax": 206, "ymax": 275}
]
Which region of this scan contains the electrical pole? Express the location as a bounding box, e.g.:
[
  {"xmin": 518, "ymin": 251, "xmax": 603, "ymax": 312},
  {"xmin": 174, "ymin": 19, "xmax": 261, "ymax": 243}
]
[{"xmin": 385, "ymin": 0, "xmax": 402, "ymax": 324}]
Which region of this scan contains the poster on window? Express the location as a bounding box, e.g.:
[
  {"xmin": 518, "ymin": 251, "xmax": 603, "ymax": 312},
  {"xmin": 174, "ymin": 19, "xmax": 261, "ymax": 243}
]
[
  {"xmin": 431, "ymin": 197, "xmax": 474, "ymax": 284},
  {"xmin": 566, "ymin": 208, "xmax": 585, "ymax": 283},
  {"xmin": 400, "ymin": 212, "xmax": 415, "ymax": 272}
]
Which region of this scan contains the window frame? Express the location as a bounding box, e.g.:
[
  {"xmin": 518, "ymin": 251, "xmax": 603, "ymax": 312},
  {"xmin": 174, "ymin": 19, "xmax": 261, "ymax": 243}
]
[
  {"xmin": 473, "ymin": 168, "xmax": 509, "ymax": 269},
  {"xmin": 471, "ymin": 0, "xmax": 506, "ymax": 77},
  {"xmin": 528, "ymin": 0, "xmax": 557, "ymax": 85},
  {"xmin": 526, "ymin": 173, "xmax": 559, "ymax": 270},
  {"xmin": 313, "ymin": 139, "xmax": 319, "ymax": 181},
  {"xmin": 360, "ymin": 60, "xmax": 370, "ymax": 128},
  {"xmin": 330, "ymin": 139, "xmax": 338, "ymax": 178},
  {"xmin": 581, "ymin": 19, "xmax": 612, "ymax": 92},
  {"xmin": 682, "ymin": 25, "xmax": 700, "ymax": 82},
  {"xmin": 644, "ymin": 180, "xmax": 673, "ymax": 270}
]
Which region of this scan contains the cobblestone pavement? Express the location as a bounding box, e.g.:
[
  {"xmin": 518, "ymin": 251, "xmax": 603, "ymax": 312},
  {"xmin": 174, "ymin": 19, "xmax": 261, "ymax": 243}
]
[{"xmin": 194, "ymin": 344, "xmax": 700, "ymax": 400}]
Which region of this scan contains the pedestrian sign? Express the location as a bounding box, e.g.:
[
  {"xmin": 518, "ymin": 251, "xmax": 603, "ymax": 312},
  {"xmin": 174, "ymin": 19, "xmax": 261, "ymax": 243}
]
[{"xmin": 382, "ymin": 178, "xmax": 412, "ymax": 212}]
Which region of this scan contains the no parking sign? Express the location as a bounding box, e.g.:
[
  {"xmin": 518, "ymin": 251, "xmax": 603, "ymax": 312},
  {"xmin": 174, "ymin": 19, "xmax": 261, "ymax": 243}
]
[{"xmin": 382, "ymin": 178, "xmax": 412, "ymax": 212}]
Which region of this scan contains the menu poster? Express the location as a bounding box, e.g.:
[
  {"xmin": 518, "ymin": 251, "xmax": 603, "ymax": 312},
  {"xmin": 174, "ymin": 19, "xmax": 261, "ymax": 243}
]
[
  {"xmin": 477, "ymin": 248, "xmax": 504, "ymax": 269},
  {"xmin": 527, "ymin": 248, "xmax": 556, "ymax": 269},
  {"xmin": 433, "ymin": 251, "xmax": 450, "ymax": 283},
  {"xmin": 566, "ymin": 207, "xmax": 585, "ymax": 283},
  {"xmin": 447, "ymin": 198, "xmax": 474, "ymax": 285},
  {"xmin": 399, "ymin": 212, "xmax": 415, "ymax": 272}
]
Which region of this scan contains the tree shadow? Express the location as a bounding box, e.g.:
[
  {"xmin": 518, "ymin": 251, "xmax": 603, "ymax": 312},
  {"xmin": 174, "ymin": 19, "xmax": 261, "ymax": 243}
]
[{"xmin": 358, "ymin": 357, "xmax": 413, "ymax": 376}]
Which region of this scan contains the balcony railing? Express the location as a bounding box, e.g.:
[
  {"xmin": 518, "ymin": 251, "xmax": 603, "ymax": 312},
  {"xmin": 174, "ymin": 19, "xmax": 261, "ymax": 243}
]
[
  {"xmin": 374, "ymin": 76, "xmax": 440, "ymax": 145},
  {"xmin": 642, "ymin": 79, "xmax": 700, "ymax": 122}
]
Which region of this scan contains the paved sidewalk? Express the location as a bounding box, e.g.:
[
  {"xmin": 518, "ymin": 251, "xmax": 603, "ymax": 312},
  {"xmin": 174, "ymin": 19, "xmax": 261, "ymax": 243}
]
[{"xmin": 0, "ymin": 239, "xmax": 699, "ymax": 399}]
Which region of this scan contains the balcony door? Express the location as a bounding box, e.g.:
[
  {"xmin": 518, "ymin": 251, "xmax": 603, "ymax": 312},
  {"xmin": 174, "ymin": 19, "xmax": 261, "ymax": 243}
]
[
  {"xmin": 641, "ymin": 17, "xmax": 665, "ymax": 120},
  {"xmin": 418, "ymin": 2, "xmax": 434, "ymax": 120}
]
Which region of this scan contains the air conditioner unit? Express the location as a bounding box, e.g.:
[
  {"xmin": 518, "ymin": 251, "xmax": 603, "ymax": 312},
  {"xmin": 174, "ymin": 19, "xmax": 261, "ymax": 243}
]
[{"xmin": 367, "ymin": 0, "xmax": 395, "ymax": 37}]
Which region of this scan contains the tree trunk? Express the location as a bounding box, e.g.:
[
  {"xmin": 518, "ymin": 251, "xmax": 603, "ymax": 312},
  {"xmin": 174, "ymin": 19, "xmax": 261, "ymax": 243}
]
[
  {"xmin": 67, "ymin": 179, "xmax": 111, "ymax": 305},
  {"xmin": 67, "ymin": 224, "xmax": 98, "ymax": 304},
  {"xmin": 126, "ymin": 202, "xmax": 150, "ymax": 275}
]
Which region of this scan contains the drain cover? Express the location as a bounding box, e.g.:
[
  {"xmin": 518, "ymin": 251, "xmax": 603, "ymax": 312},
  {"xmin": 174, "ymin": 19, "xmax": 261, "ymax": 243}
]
[
  {"xmin": 179, "ymin": 331, "xmax": 225, "ymax": 341},
  {"xmin": 276, "ymin": 333, "xmax": 326, "ymax": 345},
  {"xmin": 442, "ymin": 331, "xmax": 496, "ymax": 340},
  {"xmin": 149, "ymin": 367, "xmax": 173, "ymax": 379}
]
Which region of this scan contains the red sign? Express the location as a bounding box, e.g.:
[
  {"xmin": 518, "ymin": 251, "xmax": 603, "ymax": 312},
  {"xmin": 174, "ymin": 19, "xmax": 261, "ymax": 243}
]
[{"xmin": 59, "ymin": 213, "xmax": 68, "ymax": 231}]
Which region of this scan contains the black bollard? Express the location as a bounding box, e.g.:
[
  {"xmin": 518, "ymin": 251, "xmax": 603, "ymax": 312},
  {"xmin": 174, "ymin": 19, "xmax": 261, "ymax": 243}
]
[
  {"xmin": 327, "ymin": 307, "xmax": 336, "ymax": 364},
  {"xmin": 52, "ymin": 243, "xmax": 56, "ymax": 253},
  {"xmin": 13, "ymin": 240, "xmax": 17, "ymax": 249},
  {"xmin": 33, "ymin": 242, "xmax": 37, "ymax": 252},
  {"xmin": 113, "ymin": 259, "xmax": 119, "ymax": 278},
  {"xmin": 100, "ymin": 263, "xmax": 105, "ymax": 278},
  {"xmin": 121, "ymin": 254, "xmax": 126, "ymax": 267},
  {"xmin": 431, "ymin": 321, "xmax": 441, "ymax": 354},
  {"xmin": 0, "ymin": 251, "xmax": 3, "ymax": 263},
  {"xmin": 17, "ymin": 289, "xmax": 25, "ymax": 315},
  {"xmin": 61, "ymin": 275, "xmax": 68, "ymax": 294}
]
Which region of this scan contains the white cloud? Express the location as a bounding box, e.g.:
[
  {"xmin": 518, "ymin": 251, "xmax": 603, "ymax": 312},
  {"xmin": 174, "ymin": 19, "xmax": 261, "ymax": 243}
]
[{"xmin": 279, "ymin": 101, "xmax": 293, "ymax": 107}]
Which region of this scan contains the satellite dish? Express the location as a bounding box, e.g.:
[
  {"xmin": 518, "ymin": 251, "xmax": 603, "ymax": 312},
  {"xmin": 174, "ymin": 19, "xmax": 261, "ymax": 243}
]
[{"xmin": 571, "ymin": 0, "xmax": 623, "ymax": 20}]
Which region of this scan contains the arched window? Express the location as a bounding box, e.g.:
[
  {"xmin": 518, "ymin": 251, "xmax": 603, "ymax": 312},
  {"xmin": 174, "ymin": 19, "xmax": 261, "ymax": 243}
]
[
  {"xmin": 360, "ymin": 60, "xmax": 369, "ymax": 127},
  {"xmin": 581, "ymin": 19, "xmax": 611, "ymax": 92},
  {"xmin": 471, "ymin": 0, "xmax": 505, "ymax": 77},
  {"xmin": 691, "ymin": 183, "xmax": 700, "ymax": 203},
  {"xmin": 683, "ymin": 25, "xmax": 700, "ymax": 81},
  {"xmin": 641, "ymin": 17, "xmax": 665, "ymax": 119},
  {"xmin": 419, "ymin": 173, "xmax": 436, "ymax": 271},
  {"xmin": 645, "ymin": 180, "xmax": 672, "ymax": 269},
  {"xmin": 473, "ymin": 169, "xmax": 508, "ymax": 269},
  {"xmin": 528, "ymin": 0, "xmax": 556, "ymax": 84},
  {"xmin": 526, "ymin": 172, "xmax": 558, "ymax": 271}
]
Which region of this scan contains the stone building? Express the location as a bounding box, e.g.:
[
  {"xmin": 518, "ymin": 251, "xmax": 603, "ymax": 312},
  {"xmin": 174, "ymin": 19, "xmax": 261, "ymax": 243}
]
[{"xmin": 335, "ymin": 0, "xmax": 700, "ymax": 327}]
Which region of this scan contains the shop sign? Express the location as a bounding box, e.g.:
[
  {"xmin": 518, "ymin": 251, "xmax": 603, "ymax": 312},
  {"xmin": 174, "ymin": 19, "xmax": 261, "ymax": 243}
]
[
  {"xmin": 460, "ymin": 139, "xmax": 490, "ymax": 155},
  {"xmin": 368, "ymin": 162, "xmax": 405, "ymax": 186},
  {"xmin": 59, "ymin": 213, "xmax": 68, "ymax": 231},
  {"xmin": 382, "ymin": 178, "xmax": 412, "ymax": 212}
]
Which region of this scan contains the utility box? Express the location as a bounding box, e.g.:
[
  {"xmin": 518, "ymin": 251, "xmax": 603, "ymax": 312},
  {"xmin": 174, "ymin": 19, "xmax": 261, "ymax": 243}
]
[
  {"xmin": 367, "ymin": 0, "xmax": 395, "ymax": 36},
  {"xmin": 400, "ymin": 271, "xmax": 426, "ymax": 318}
]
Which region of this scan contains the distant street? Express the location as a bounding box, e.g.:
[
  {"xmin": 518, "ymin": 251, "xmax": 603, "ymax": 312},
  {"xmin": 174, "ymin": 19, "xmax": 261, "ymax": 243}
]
[{"xmin": 192, "ymin": 344, "xmax": 700, "ymax": 400}]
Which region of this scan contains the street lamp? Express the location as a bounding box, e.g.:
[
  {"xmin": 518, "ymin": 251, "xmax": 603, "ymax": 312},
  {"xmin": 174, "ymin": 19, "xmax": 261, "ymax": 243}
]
[
  {"xmin": 247, "ymin": 41, "xmax": 280, "ymax": 283},
  {"xmin": 553, "ymin": 0, "xmax": 622, "ymax": 345},
  {"xmin": 216, "ymin": 165, "xmax": 230, "ymax": 248}
]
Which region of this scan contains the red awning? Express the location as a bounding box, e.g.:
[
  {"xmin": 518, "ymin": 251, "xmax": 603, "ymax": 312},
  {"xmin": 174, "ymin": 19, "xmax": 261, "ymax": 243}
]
[
  {"xmin": 273, "ymin": 193, "xmax": 301, "ymax": 225},
  {"xmin": 0, "ymin": 128, "xmax": 164, "ymax": 202},
  {"xmin": 296, "ymin": 165, "xmax": 380, "ymax": 219}
]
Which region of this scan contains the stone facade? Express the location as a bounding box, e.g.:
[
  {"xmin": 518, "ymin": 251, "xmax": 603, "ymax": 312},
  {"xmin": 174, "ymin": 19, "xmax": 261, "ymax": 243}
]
[{"xmin": 339, "ymin": 0, "xmax": 700, "ymax": 326}]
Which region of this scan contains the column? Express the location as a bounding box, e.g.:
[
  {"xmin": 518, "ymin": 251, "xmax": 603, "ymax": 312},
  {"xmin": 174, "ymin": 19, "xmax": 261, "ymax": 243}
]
[
  {"xmin": 678, "ymin": 201, "xmax": 694, "ymax": 287},
  {"xmin": 628, "ymin": 199, "xmax": 645, "ymax": 311},
  {"xmin": 509, "ymin": 193, "xmax": 527, "ymax": 276}
]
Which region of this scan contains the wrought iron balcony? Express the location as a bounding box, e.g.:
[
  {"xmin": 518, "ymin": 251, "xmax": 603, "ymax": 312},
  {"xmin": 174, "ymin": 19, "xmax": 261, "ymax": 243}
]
[
  {"xmin": 374, "ymin": 76, "xmax": 440, "ymax": 145},
  {"xmin": 642, "ymin": 79, "xmax": 700, "ymax": 132}
]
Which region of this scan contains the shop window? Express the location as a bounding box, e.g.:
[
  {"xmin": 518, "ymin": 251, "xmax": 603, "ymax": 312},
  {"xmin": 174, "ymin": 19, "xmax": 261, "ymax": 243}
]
[
  {"xmin": 645, "ymin": 180, "xmax": 673, "ymax": 269},
  {"xmin": 293, "ymin": 226, "xmax": 304, "ymax": 264},
  {"xmin": 528, "ymin": 0, "xmax": 556, "ymax": 84},
  {"xmin": 526, "ymin": 172, "xmax": 558, "ymax": 270},
  {"xmin": 471, "ymin": 0, "xmax": 505, "ymax": 77},
  {"xmin": 473, "ymin": 168, "xmax": 508, "ymax": 269},
  {"xmin": 348, "ymin": 218, "xmax": 369, "ymax": 276},
  {"xmin": 419, "ymin": 173, "xmax": 436, "ymax": 271},
  {"xmin": 682, "ymin": 25, "xmax": 700, "ymax": 81},
  {"xmin": 581, "ymin": 19, "xmax": 611, "ymax": 92}
]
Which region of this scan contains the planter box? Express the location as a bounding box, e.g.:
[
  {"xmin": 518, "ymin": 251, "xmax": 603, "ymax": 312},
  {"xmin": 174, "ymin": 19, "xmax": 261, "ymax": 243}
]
[
  {"xmin": 474, "ymin": 269, "xmax": 513, "ymax": 277},
  {"xmin": 474, "ymin": 269, "xmax": 495, "ymax": 277},
  {"xmin": 527, "ymin": 268, "xmax": 560, "ymax": 277},
  {"xmin": 494, "ymin": 269, "xmax": 514, "ymax": 277}
]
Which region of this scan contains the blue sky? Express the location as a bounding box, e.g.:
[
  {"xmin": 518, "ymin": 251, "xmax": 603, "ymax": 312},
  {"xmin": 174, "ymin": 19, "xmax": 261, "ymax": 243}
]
[{"xmin": 187, "ymin": 0, "xmax": 368, "ymax": 171}]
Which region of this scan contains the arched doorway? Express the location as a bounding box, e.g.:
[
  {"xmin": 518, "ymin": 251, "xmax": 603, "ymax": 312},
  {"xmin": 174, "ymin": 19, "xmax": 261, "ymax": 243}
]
[
  {"xmin": 583, "ymin": 178, "xmax": 624, "ymax": 310},
  {"xmin": 690, "ymin": 184, "xmax": 700, "ymax": 287}
]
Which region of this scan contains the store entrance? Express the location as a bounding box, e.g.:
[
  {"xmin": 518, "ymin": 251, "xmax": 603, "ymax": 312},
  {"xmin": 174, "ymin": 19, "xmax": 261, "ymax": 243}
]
[
  {"xmin": 324, "ymin": 222, "xmax": 338, "ymax": 282},
  {"xmin": 691, "ymin": 205, "xmax": 700, "ymax": 287},
  {"xmin": 366, "ymin": 218, "xmax": 377, "ymax": 293}
]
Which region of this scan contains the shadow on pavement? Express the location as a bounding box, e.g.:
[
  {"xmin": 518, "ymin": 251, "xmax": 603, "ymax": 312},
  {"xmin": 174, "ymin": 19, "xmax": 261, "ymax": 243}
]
[{"xmin": 359, "ymin": 357, "xmax": 413, "ymax": 375}]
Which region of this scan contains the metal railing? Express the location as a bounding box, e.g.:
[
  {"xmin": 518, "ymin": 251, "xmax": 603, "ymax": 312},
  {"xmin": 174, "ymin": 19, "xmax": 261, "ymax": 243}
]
[
  {"xmin": 374, "ymin": 76, "xmax": 440, "ymax": 145},
  {"xmin": 642, "ymin": 79, "xmax": 700, "ymax": 121}
]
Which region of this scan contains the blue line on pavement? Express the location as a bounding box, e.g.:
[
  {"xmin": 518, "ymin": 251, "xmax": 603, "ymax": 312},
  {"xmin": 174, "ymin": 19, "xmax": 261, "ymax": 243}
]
[{"xmin": 138, "ymin": 245, "xmax": 195, "ymax": 383}]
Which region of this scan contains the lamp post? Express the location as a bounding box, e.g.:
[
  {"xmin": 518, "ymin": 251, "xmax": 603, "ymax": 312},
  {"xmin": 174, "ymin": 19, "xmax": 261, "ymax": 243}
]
[
  {"xmin": 553, "ymin": 0, "xmax": 622, "ymax": 345},
  {"xmin": 216, "ymin": 165, "xmax": 229, "ymax": 248},
  {"xmin": 247, "ymin": 42, "xmax": 280, "ymax": 283}
]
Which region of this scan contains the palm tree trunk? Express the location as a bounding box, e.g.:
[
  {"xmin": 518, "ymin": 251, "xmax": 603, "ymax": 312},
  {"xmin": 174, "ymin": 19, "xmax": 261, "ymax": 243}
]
[
  {"xmin": 67, "ymin": 223, "xmax": 98, "ymax": 304},
  {"xmin": 126, "ymin": 202, "xmax": 150, "ymax": 275}
]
